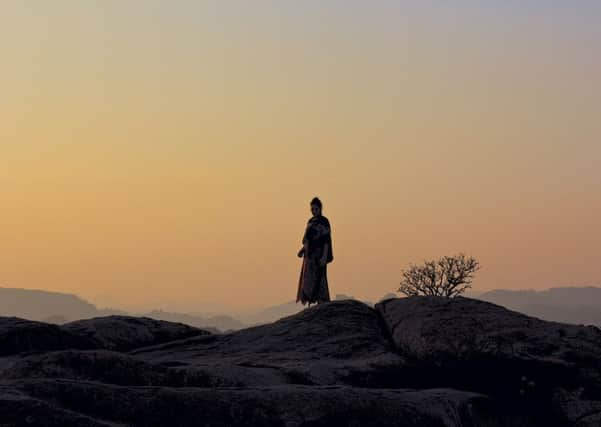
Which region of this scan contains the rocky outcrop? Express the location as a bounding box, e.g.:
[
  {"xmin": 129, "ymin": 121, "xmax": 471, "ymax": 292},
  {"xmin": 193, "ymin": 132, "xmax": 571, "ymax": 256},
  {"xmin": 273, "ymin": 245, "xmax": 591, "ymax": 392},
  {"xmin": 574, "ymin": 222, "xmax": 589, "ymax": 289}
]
[
  {"xmin": 62, "ymin": 316, "xmax": 208, "ymax": 351},
  {"xmin": 0, "ymin": 318, "xmax": 93, "ymax": 356},
  {"xmin": 0, "ymin": 315, "xmax": 208, "ymax": 357},
  {"xmin": 0, "ymin": 380, "xmax": 503, "ymax": 427},
  {"xmin": 376, "ymin": 296, "xmax": 601, "ymax": 362},
  {"xmin": 1, "ymin": 350, "xmax": 177, "ymax": 386},
  {"xmin": 131, "ymin": 299, "xmax": 405, "ymax": 387},
  {"xmin": 375, "ymin": 296, "xmax": 601, "ymax": 425},
  {"xmin": 1, "ymin": 297, "xmax": 600, "ymax": 426}
]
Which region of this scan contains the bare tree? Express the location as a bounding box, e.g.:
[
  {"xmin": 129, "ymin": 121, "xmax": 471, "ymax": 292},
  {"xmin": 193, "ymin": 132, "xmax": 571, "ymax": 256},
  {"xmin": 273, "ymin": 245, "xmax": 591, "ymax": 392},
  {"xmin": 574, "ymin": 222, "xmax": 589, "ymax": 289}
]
[{"xmin": 399, "ymin": 254, "xmax": 481, "ymax": 298}]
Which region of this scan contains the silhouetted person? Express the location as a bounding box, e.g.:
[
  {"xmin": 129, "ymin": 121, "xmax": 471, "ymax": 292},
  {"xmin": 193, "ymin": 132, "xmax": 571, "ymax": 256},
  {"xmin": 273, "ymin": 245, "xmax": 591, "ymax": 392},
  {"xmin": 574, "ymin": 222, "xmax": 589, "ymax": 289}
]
[{"xmin": 296, "ymin": 197, "xmax": 333, "ymax": 306}]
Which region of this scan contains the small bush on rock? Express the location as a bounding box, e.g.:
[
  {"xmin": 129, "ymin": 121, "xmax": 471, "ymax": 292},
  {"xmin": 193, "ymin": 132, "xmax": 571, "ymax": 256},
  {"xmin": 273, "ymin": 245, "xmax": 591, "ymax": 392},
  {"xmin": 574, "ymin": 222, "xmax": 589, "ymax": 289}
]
[{"xmin": 399, "ymin": 254, "xmax": 480, "ymax": 298}]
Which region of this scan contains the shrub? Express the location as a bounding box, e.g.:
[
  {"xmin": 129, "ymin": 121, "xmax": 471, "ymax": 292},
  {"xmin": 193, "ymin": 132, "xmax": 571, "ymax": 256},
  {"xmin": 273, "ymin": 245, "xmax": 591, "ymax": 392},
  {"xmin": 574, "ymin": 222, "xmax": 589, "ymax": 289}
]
[{"xmin": 399, "ymin": 254, "xmax": 480, "ymax": 298}]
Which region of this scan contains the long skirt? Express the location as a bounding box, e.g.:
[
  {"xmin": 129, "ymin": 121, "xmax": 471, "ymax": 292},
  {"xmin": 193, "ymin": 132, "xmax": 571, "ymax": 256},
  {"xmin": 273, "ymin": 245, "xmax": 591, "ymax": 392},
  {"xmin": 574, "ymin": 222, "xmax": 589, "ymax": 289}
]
[{"xmin": 296, "ymin": 254, "xmax": 331, "ymax": 305}]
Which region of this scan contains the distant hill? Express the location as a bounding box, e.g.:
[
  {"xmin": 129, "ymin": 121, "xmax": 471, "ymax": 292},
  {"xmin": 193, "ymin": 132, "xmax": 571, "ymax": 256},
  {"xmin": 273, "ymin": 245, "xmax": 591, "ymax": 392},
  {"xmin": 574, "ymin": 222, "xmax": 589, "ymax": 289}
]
[
  {"xmin": 0, "ymin": 287, "xmax": 241, "ymax": 332},
  {"xmin": 144, "ymin": 310, "xmax": 243, "ymax": 333},
  {"xmin": 0, "ymin": 287, "xmax": 99, "ymax": 321},
  {"xmin": 6, "ymin": 285, "xmax": 600, "ymax": 332},
  {"xmin": 478, "ymin": 287, "xmax": 601, "ymax": 326},
  {"xmin": 240, "ymin": 301, "xmax": 303, "ymax": 326}
]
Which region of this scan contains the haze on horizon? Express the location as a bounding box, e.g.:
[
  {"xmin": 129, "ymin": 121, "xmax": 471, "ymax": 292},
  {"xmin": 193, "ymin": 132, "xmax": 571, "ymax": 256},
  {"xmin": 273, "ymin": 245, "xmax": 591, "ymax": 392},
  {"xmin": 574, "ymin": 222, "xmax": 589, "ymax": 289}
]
[{"xmin": 1, "ymin": 1, "xmax": 600, "ymax": 313}]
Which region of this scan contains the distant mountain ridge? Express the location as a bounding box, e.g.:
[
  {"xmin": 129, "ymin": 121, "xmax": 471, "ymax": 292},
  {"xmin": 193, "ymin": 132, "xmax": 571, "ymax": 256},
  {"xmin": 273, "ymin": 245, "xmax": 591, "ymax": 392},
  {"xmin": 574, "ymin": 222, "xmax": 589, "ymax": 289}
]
[
  {"xmin": 0, "ymin": 287, "xmax": 242, "ymax": 332},
  {"xmin": 0, "ymin": 287, "xmax": 99, "ymax": 321},
  {"xmin": 3, "ymin": 285, "xmax": 601, "ymax": 332},
  {"xmin": 144, "ymin": 310, "xmax": 243, "ymax": 333},
  {"xmin": 478, "ymin": 286, "xmax": 601, "ymax": 326}
]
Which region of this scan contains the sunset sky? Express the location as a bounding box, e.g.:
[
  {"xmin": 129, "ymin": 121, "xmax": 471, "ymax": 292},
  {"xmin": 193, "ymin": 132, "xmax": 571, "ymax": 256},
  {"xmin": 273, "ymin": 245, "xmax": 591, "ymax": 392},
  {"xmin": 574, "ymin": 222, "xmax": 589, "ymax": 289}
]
[{"xmin": 1, "ymin": 1, "xmax": 600, "ymax": 313}]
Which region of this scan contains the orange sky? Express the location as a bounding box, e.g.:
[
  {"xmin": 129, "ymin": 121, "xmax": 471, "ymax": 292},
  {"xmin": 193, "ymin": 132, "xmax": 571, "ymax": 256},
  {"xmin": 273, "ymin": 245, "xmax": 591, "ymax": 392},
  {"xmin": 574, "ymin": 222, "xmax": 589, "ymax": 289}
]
[{"xmin": 1, "ymin": 2, "xmax": 600, "ymax": 312}]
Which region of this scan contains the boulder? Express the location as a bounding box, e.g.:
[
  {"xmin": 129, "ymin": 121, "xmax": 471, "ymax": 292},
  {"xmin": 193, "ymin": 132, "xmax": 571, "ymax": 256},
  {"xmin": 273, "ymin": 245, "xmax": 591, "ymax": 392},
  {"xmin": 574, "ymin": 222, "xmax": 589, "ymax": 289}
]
[
  {"xmin": 1, "ymin": 350, "xmax": 176, "ymax": 386},
  {"xmin": 375, "ymin": 296, "xmax": 601, "ymax": 425},
  {"xmin": 3, "ymin": 379, "xmax": 511, "ymax": 427},
  {"xmin": 375, "ymin": 296, "xmax": 601, "ymax": 365},
  {"xmin": 62, "ymin": 316, "xmax": 209, "ymax": 351},
  {"xmin": 0, "ymin": 387, "xmax": 112, "ymax": 427},
  {"xmin": 0, "ymin": 317, "xmax": 93, "ymax": 356},
  {"xmin": 131, "ymin": 299, "xmax": 405, "ymax": 387}
]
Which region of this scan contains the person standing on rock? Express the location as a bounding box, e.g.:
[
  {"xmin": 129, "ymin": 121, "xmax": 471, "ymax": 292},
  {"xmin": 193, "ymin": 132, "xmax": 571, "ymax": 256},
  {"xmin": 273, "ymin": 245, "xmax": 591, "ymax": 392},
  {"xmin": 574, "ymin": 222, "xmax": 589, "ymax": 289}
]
[{"xmin": 296, "ymin": 197, "xmax": 333, "ymax": 306}]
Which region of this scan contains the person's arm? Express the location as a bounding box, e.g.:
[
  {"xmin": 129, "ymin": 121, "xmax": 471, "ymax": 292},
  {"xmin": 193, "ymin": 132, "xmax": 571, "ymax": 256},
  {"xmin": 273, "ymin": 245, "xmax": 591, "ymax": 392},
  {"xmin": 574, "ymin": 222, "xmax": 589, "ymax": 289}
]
[
  {"xmin": 320, "ymin": 243, "xmax": 329, "ymax": 266},
  {"xmin": 297, "ymin": 243, "xmax": 307, "ymax": 258},
  {"xmin": 320, "ymin": 218, "xmax": 332, "ymax": 265},
  {"xmin": 298, "ymin": 233, "xmax": 309, "ymax": 258}
]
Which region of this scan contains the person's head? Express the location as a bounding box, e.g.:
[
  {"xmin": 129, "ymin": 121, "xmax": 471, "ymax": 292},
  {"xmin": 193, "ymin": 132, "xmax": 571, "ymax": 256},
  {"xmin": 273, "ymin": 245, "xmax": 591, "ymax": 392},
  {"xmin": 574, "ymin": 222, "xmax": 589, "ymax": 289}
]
[{"xmin": 310, "ymin": 197, "xmax": 322, "ymax": 217}]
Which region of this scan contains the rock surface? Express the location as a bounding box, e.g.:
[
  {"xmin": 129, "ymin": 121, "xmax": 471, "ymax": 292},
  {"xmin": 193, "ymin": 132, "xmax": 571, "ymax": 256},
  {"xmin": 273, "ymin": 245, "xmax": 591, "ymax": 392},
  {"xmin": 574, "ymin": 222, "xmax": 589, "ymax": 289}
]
[
  {"xmin": 0, "ymin": 317, "xmax": 93, "ymax": 356},
  {"xmin": 1, "ymin": 297, "xmax": 600, "ymax": 426},
  {"xmin": 375, "ymin": 296, "xmax": 601, "ymax": 365},
  {"xmin": 375, "ymin": 296, "xmax": 601, "ymax": 425},
  {"xmin": 1, "ymin": 380, "xmax": 501, "ymax": 427},
  {"xmin": 131, "ymin": 299, "xmax": 405, "ymax": 387},
  {"xmin": 62, "ymin": 316, "xmax": 207, "ymax": 351}
]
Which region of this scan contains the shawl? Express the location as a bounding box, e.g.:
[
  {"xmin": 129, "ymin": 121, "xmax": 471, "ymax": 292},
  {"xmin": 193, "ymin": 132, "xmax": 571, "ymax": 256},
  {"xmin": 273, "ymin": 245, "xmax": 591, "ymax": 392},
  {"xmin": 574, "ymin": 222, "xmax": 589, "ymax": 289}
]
[{"xmin": 303, "ymin": 215, "xmax": 334, "ymax": 263}]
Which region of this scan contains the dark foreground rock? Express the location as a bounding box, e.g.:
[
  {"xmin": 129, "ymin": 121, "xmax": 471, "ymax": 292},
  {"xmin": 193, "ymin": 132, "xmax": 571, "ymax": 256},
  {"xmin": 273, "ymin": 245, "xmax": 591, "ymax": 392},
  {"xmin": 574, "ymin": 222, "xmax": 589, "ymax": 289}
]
[
  {"xmin": 1, "ymin": 297, "xmax": 600, "ymax": 426},
  {"xmin": 0, "ymin": 380, "xmax": 507, "ymax": 427},
  {"xmin": 62, "ymin": 316, "xmax": 207, "ymax": 351},
  {"xmin": 131, "ymin": 299, "xmax": 405, "ymax": 387},
  {"xmin": 375, "ymin": 296, "xmax": 601, "ymax": 425},
  {"xmin": 0, "ymin": 318, "xmax": 94, "ymax": 356}
]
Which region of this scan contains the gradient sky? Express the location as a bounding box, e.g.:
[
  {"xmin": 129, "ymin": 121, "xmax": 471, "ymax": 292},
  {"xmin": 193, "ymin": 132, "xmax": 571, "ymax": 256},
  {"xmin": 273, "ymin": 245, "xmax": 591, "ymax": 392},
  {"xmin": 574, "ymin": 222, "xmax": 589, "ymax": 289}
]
[{"xmin": 1, "ymin": 1, "xmax": 600, "ymax": 313}]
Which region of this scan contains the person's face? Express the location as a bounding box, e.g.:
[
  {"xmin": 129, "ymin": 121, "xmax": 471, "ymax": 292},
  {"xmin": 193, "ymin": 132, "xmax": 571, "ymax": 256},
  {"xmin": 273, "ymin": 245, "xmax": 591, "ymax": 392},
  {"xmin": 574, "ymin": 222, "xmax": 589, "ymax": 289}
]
[{"xmin": 311, "ymin": 204, "xmax": 321, "ymax": 217}]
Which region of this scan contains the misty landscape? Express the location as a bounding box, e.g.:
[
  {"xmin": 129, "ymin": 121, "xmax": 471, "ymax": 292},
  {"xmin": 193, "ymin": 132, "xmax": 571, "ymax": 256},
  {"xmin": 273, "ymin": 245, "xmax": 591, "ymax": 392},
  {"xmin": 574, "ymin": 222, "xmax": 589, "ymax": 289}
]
[{"xmin": 3, "ymin": 286, "xmax": 601, "ymax": 333}]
